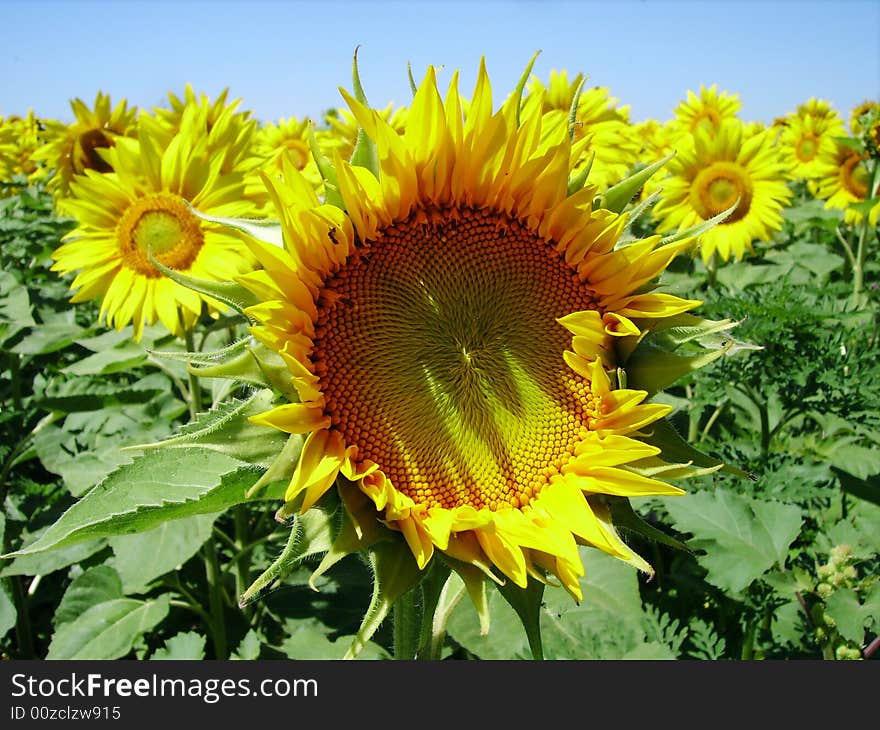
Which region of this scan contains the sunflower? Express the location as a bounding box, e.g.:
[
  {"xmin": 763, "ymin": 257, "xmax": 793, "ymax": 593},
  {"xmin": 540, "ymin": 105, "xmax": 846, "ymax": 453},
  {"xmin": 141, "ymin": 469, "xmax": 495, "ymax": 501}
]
[
  {"xmin": 34, "ymin": 92, "xmax": 137, "ymax": 198},
  {"xmin": 0, "ymin": 111, "xmax": 45, "ymax": 181},
  {"xmin": 778, "ymin": 114, "xmax": 839, "ymax": 182},
  {"xmin": 143, "ymin": 84, "xmax": 262, "ymax": 180},
  {"xmin": 0, "ymin": 118, "xmax": 17, "ymax": 182},
  {"xmin": 523, "ymin": 71, "xmax": 639, "ymax": 190},
  {"xmin": 672, "ymin": 84, "xmax": 741, "ymax": 136},
  {"xmin": 253, "ymin": 116, "xmax": 322, "ymax": 192},
  {"xmin": 850, "ymin": 100, "xmax": 879, "ymax": 136},
  {"xmin": 52, "ymin": 107, "xmax": 261, "ymax": 340},
  {"xmin": 814, "ymin": 137, "xmax": 871, "ymax": 224},
  {"xmin": 237, "ymin": 61, "xmax": 707, "ymax": 604},
  {"xmin": 653, "ymin": 119, "xmax": 792, "ymax": 264}
]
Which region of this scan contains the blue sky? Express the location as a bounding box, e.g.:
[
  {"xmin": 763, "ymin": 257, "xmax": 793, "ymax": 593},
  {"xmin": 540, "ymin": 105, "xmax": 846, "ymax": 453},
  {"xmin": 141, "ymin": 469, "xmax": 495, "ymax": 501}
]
[{"xmin": 1, "ymin": 0, "xmax": 878, "ymax": 126}]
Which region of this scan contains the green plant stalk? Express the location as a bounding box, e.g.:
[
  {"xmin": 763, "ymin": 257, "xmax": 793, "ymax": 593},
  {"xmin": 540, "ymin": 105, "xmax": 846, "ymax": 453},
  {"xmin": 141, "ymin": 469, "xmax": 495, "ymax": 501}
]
[
  {"xmin": 203, "ymin": 540, "xmax": 228, "ymax": 659},
  {"xmin": 182, "ymin": 323, "xmax": 203, "ymax": 419},
  {"xmin": 392, "ymin": 587, "xmax": 422, "ymax": 660},
  {"xmin": 852, "ymin": 158, "xmax": 879, "ymax": 308},
  {"xmin": 685, "ymin": 385, "xmax": 699, "ymax": 442},
  {"xmin": 233, "ymin": 506, "xmax": 253, "ymax": 621},
  {"xmin": 9, "ymin": 576, "xmax": 34, "ymax": 659},
  {"xmin": 424, "ymin": 578, "xmax": 465, "ymax": 660}
]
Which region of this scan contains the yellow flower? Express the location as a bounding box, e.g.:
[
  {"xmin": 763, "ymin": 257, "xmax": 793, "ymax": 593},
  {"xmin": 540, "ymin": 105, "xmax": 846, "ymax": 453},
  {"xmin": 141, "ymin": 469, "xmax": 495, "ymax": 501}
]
[
  {"xmin": 238, "ymin": 61, "xmax": 704, "ymax": 602},
  {"xmin": 52, "ymin": 108, "xmax": 261, "ymax": 340},
  {"xmin": 672, "ymin": 84, "xmax": 741, "ymax": 136},
  {"xmin": 850, "ymin": 99, "xmax": 879, "ymax": 136},
  {"xmin": 143, "ymin": 84, "xmax": 262, "ymax": 179},
  {"xmin": 778, "ymin": 104, "xmax": 846, "ymax": 182},
  {"xmin": 653, "ymin": 119, "xmax": 792, "ymax": 264},
  {"xmin": 814, "ymin": 137, "xmax": 871, "ymax": 224},
  {"xmin": 34, "ymin": 92, "xmax": 137, "ymax": 198},
  {"xmin": 0, "ymin": 111, "xmax": 45, "ymax": 181},
  {"xmin": 523, "ymin": 70, "xmax": 639, "ymax": 190},
  {"xmin": 253, "ymin": 116, "xmax": 322, "ymax": 191}
]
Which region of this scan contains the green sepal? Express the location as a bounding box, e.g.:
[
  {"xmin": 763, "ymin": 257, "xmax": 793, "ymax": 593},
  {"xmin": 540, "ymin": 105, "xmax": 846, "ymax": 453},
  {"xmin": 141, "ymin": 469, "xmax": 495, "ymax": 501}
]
[
  {"xmin": 567, "ymin": 152, "xmax": 594, "ymax": 196},
  {"xmin": 308, "ymin": 480, "xmax": 394, "ymax": 590},
  {"xmin": 238, "ymin": 502, "xmax": 339, "ymax": 608},
  {"xmin": 147, "ymin": 336, "xmax": 250, "ymax": 367},
  {"xmin": 596, "ymin": 153, "xmax": 673, "ymax": 214},
  {"xmin": 626, "ymin": 455, "xmax": 722, "ymax": 480},
  {"xmin": 406, "ymin": 62, "xmax": 418, "ymax": 96},
  {"xmin": 307, "ymin": 127, "xmax": 345, "ymax": 210},
  {"xmin": 567, "ymin": 76, "xmax": 586, "ymax": 143},
  {"xmin": 641, "ymin": 417, "xmax": 752, "ymax": 480},
  {"xmin": 605, "ymin": 496, "xmax": 692, "ymax": 554},
  {"xmin": 660, "ymin": 199, "xmax": 738, "ymax": 245},
  {"xmin": 624, "ymin": 340, "xmax": 733, "ymax": 396},
  {"xmin": 496, "ymin": 577, "xmax": 545, "ymax": 660},
  {"xmin": 510, "ymin": 50, "xmax": 541, "ymax": 127},
  {"xmin": 245, "ymin": 433, "xmax": 303, "ymax": 499},
  {"xmin": 147, "ymin": 249, "xmax": 259, "ymax": 318},
  {"xmin": 349, "ymin": 47, "xmax": 379, "ymax": 178},
  {"xmin": 189, "ymin": 341, "xmax": 297, "ymax": 401},
  {"xmin": 622, "ymin": 189, "xmax": 662, "ymax": 237},
  {"xmin": 188, "ymin": 206, "xmax": 283, "ymax": 248},
  {"xmin": 344, "ymin": 540, "xmax": 423, "ymax": 659},
  {"xmin": 439, "ymin": 556, "xmax": 492, "ymax": 636}
]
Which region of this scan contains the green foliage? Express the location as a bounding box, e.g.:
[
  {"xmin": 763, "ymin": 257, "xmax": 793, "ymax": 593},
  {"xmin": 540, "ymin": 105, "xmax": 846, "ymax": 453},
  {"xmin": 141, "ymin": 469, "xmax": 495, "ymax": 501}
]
[{"xmin": 2, "ymin": 169, "xmax": 878, "ymax": 663}]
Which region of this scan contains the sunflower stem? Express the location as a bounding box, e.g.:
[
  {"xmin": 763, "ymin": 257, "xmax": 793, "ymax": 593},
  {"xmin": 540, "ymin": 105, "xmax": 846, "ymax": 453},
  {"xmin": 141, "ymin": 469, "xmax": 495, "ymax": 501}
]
[
  {"xmin": 392, "ymin": 587, "xmax": 423, "ymax": 660},
  {"xmin": 181, "ymin": 311, "xmax": 203, "ymax": 418},
  {"xmin": 425, "ymin": 577, "xmax": 465, "ymax": 660},
  {"xmin": 704, "ymin": 253, "xmax": 718, "ymax": 289},
  {"xmin": 203, "ymin": 540, "xmax": 228, "ymax": 659},
  {"xmin": 233, "ymin": 506, "xmax": 253, "ymax": 621}
]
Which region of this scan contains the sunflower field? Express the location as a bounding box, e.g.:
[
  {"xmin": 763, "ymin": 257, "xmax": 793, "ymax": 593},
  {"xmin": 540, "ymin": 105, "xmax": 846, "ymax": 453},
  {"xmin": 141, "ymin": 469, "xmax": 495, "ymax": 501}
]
[{"xmin": 1, "ymin": 57, "xmax": 878, "ymax": 663}]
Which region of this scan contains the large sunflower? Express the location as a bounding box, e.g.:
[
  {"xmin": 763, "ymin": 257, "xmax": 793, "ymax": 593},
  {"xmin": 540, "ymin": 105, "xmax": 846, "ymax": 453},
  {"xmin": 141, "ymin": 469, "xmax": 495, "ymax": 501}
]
[
  {"xmin": 34, "ymin": 92, "xmax": 137, "ymax": 198},
  {"xmin": 238, "ymin": 61, "xmax": 705, "ymax": 601},
  {"xmin": 779, "ymin": 106, "xmax": 845, "ymax": 182},
  {"xmin": 814, "ymin": 137, "xmax": 871, "ymax": 224},
  {"xmin": 52, "ymin": 107, "xmax": 261, "ymax": 340},
  {"xmin": 653, "ymin": 118, "xmax": 792, "ymax": 264}
]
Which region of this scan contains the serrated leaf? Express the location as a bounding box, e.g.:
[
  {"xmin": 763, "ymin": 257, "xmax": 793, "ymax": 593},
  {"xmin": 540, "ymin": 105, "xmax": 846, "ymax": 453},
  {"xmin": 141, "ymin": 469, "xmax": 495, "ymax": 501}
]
[
  {"xmin": 661, "ymin": 490, "xmax": 803, "ymax": 593},
  {"xmin": 0, "ymin": 515, "xmax": 16, "ymax": 638},
  {"xmin": 231, "ymin": 629, "xmax": 262, "ymax": 660},
  {"xmin": 128, "ymin": 389, "xmax": 291, "ymax": 468},
  {"xmin": 1, "ymin": 449, "xmax": 281, "ymax": 558},
  {"xmin": 63, "ymin": 339, "xmax": 148, "ymax": 375},
  {"xmin": 281, "ymin": 616, "xmax": 390, "ymax": 659},
  {"xmin": 151, "ymin": 631, "xmax": 206, "ymax": 660},
  {"xmin": 824, "ymin": 587, "xmax": 876, "ymax": 643},
  {"xmin": 47, "ymin": 595, "xmax": 170, "ymax": 660},
  {"xmin": 54, "ymin": 565, "xmax": 123, "ymax": 627},
  {"xmin": 110, "ymin": 514, "xmax": 217, "ymax": 593},
  {"xmin": 0, "ymin": 538, "xmax": 109, "ymax": 578}
]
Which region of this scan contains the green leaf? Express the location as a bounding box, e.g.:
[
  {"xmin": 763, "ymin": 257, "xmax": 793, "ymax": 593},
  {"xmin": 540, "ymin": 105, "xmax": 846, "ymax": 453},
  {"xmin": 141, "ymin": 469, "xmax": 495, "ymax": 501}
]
[
  {"xmin": 824, "ymin": 587, "xmax": 875, "ymax": 643},
  {"xmin": 2, "ymin": 449, "xmax": 281, "ymax": 559},
  {"xmin": 47, "ymin": 595, "xmax": 170, "ymax": 660},
  {"xmin": 447, "ymin": 549, "xmax": 666, "ymax": 659},
  {"xmin": 109, "ymin": 514, "xmax": 217, "ymax": 593},
  {"xmin": 11, "ymin": 314, "xmax": 88, "ymax": 355},
  {"xmin": 231, "ymin": 629, "xmax": 262, "ymax": 660},
  {"xmin": 661, "ymin": 490, "xmax": 803, "ymax": 593},
  {"xmin": 151, "ymin": 631, "xmax": 206, "ymax": 660},
  {"xmin": 831, "ymin": 448, "xmax": 880, "ymax": 482},
  {"xmin": 0, "ymin": 270, "xmax": 35, "ymax": 344},
  {"xmin": 281, "ymin": 617, "xmax": 389, "ymax": 659},
  {"xmin": 63, "ymin": 338, "xmax": 148, "ymax": 376},
  {"xmin": 0, "ymin": 515, "xmax": 17, "ymax": 638},
  {"xmin": 128, "ymin": 389, "xmax": 292, "ymax": 469},
  {"xmin": 0, "ymin": 538, "xmax": 109, "ymax": 578},
  {"xmin": 54, "ymin": 565, "xmax": 123, "ymax": 627}
]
